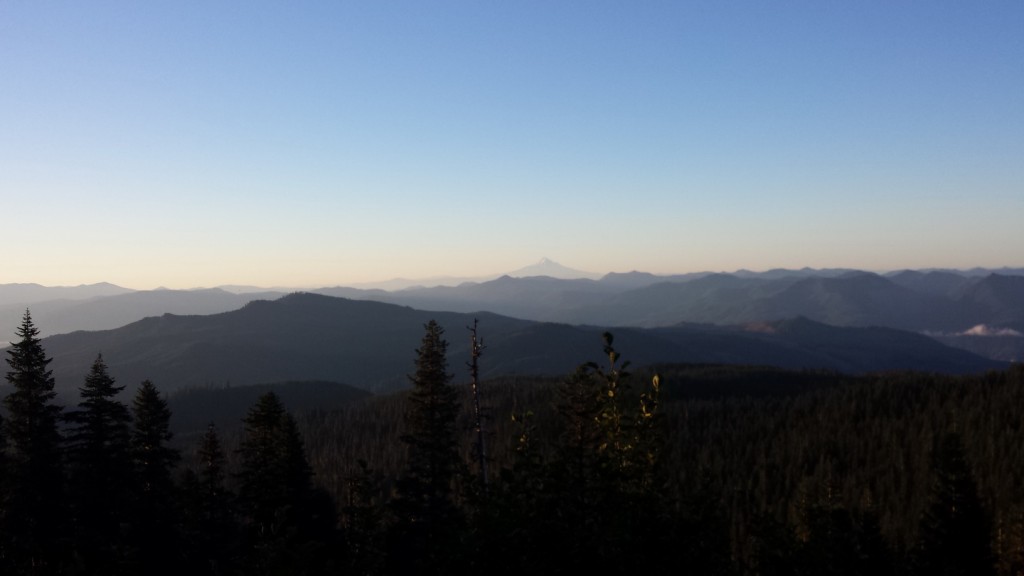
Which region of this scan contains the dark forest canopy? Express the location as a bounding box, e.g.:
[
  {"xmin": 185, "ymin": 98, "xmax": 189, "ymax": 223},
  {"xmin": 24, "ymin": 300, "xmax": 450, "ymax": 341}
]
[{"xmin": 3, "ymin": 311, "xmax": 1024, "ymax": 574}]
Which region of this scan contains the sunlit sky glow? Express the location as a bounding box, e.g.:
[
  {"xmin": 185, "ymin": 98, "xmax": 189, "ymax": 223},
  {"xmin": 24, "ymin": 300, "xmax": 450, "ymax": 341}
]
[{"xmin": 2, "ymin": 2, "xmax": 1022, "ymax": 289}]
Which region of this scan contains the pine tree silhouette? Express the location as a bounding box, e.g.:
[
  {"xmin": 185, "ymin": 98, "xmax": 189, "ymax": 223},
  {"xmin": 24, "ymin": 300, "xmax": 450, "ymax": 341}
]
[
  {"xmin": 3, "ymin": 310, "xmax": 67, "ymax": 573},
  {"xmin": 390, "ymin": 320, "xmax": 464, "ymax": 574},
  {"xmin": 914, "ymin": 430, "xmax": 995, "ymax": 576},
  {"xmin": 65, "ymin": 354, "xmax": 134, "ymax": 573}
]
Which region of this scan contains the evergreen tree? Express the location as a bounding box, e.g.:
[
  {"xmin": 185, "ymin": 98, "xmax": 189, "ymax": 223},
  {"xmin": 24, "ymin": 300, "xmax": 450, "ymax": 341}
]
[
  {"xmin": 477, "ymin": 408, "xmax": 553, "ymax": 574},
  {"xmin": 235, "ymin": 392, "xmax": 331, "ymax": 575},
  {"xmin": 554, "ymin": 363, "xmax": 603, "ymax": 497},
  {"xmin": 180, "ymin": 423, "xmax": 237, "ymax": 575},
  {"xmin": 65, "ymin": 354, "xmax": 134, "ymax": 574},
  {"xmin": 547, "ymin": 333, "xmax": 675, "ymax": 572},
  {"xmin": 551, "ymin": 333, "xmax": 648, "ymax": 498},
  {"xmin": 2, "ymin": 310, "xmax": 67, "ymax": 573},
  {"xmin": 237, "ymin": 392, "xmax": 312, "ymax": 527},
  {"xmin": 913, "ymin": 431, "xmax": 995, "ymax": 576},
  {"xmin": 127, "ymin": 380, "xmax": 181, "ymax": 575},
  {"xmin": 792, "ymin": 503, "xmax": 895, "ymax": 576},
  {"xmin": 342, "ymin": 460, "xmax": 386, "ymax": 576},
  {"xmin": 131, "ymin": 380, "xmax": 178, "ymax": 497},
  {"xmin": 197, "ymin": 423, "xmax": 229, "ymax": 505},
  {"xmin": 390, "ymin": 320, "xmax": 464, "ymax": 574}
]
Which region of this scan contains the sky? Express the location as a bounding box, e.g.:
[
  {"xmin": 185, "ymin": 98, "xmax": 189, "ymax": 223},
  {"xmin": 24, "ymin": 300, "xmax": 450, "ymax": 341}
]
[{"xmin": 2, "ymin": 2, "xmax": 1022, "ymax": 290}]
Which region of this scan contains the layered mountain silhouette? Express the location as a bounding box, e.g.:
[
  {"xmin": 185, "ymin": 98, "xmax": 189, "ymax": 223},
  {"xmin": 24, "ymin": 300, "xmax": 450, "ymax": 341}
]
[
  {"xmin": 35, "ymin": 292, "xmax": 1002, "ymax": 401},
  {"xmin": 3, "ymin": 264, "xmax": 1023, "ymax": 375},
  {"xmin": 371, "ymin": 271, "xmax": 1024, "ymax": 333},
  {"xmin": 0, "ymin": 282, "xmax": 134, "ymax": 309},
  {"xmin": 0, "ymin": 288, "xmax": 277, "ymax": 340}
]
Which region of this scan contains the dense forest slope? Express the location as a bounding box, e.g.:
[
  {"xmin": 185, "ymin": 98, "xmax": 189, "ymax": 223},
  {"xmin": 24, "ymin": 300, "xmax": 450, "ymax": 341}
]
[{"xmin": 172, "ymin": 362, "xmax": 1024, "ymax": 575}]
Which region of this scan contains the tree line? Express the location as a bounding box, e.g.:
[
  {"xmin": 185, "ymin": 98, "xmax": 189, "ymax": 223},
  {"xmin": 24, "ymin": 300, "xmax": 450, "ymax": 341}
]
[{"xmin": 3, "ymin": 309, "xmax": 1023, "ymax": 575}]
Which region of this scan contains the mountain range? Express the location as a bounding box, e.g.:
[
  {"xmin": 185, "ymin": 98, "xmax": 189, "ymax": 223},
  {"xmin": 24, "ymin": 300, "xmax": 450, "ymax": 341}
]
[
  {"xmin": 2, "ymin": 261, "xmax": 1021, "ymax": 396},
  {"xmin": 27, "ymin": 292, "xmax": 1003, "ymax": 402},
  {"xmin": 6, "ymin": 262, "xmax": 1022, "ymax": 360}
]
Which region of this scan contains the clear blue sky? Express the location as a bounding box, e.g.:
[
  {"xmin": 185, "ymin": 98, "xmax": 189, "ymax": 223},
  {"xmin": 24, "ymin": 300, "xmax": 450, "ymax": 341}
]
[{"xmin": 2, "ymin": 1, "xmax": 1022, "ymax": 289}]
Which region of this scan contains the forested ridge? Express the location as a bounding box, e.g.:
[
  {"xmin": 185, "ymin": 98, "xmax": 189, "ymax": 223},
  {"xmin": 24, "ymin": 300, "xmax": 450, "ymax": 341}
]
[{"xmin": 3, "ymin": 310, "xmax": 1024, "ymax": 575}]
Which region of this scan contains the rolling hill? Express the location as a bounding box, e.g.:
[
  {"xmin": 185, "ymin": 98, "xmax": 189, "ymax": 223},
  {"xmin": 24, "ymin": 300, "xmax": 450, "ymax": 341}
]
[{"xmin": 34, "ymin": 293, "xmax": 1003, "ymax": 402}]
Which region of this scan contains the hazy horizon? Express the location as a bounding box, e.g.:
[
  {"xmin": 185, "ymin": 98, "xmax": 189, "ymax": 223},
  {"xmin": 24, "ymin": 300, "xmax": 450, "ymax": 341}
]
[
  {"xmin": 5, "ymin": 257, "xmax": 1024, "ymax": 294},
  {"xmin": 4, "ymin": 2, "xmax": 1022, "ymax": 290}
]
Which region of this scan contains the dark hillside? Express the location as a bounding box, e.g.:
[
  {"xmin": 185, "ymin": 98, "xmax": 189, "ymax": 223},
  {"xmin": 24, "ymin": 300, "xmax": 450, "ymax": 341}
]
[
  {"xmin": 651, "ymin": 317, "xmax": 1002, "ymax": 374},
  {"xmin": 32, "ymin": 293, "xmax": 1003, "ymax": 402},
  {"xmin": 956, "ymin": 274, "xmax": 1024, "ymax": 329},
  {"xmin": 559, "ymin": 273, "xmax": 794, "ymax": 326},
  {"xmin": 42, "ymin": 293, "xmax": 539, "ymax": 395},
  {"xmin": 743, "ymin": 273, "xmax": 959, "ymax": 330},
  {"xmin": 887, "ymin": 269, "xmax": 975, "ymax": 297},
  {"xmin": 0, "ymin": 288, "xmax": 280, "ymax": 341}
]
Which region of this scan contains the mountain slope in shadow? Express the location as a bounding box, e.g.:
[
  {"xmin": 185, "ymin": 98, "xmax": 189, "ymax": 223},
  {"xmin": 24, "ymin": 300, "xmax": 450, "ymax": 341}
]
[{"xmin": 35, "ymin": 293, "xmax": 1003, "ymax": 400}]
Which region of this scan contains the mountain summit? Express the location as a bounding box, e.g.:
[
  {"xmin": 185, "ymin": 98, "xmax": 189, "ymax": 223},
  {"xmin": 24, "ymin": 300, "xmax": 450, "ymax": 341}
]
[{"xmin": 506, "ymin": 258, "xmax": 601, "ymax": 280}]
